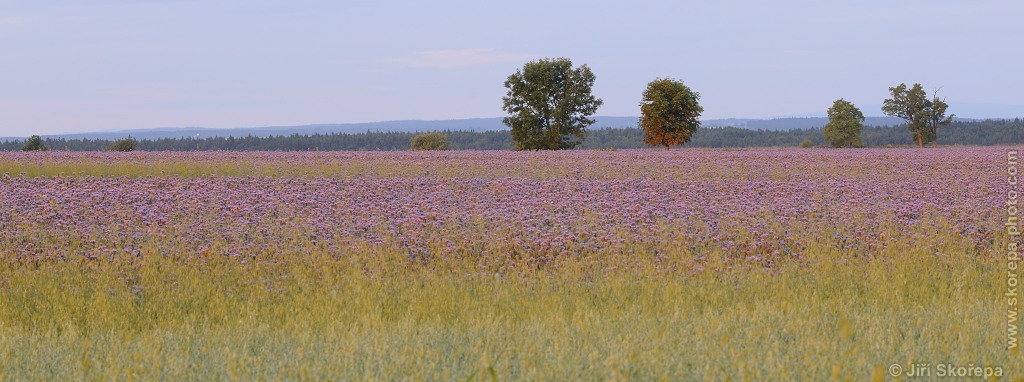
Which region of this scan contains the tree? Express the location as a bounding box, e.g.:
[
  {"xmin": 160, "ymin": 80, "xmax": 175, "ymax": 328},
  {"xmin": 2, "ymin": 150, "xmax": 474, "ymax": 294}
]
[
  {"xmin": 638, "ymin": 78, "xmax": 703, "ymax": 150},
  {"xmin": 21, "ymin": 135, "xmax": 47, "ymax": 151},
  {"xmin": 882, "ymin": 83, "xmax": 930, "ymax": 148},
  {"xmin": 502, "ymin": 58, "xmax": 603, "ymax": 151},
  {"xmin": 823, "ymin": 99, "xmax": 864, "ymax": 148},
  {"xmin": 410, "ymin": 131, "xmax": 450, "ymax": 151},
  {"xmin": 925, "ymin": 91, "xmax": 954, "ymax": 147},
  {"xmin": 110, "ymin": 137, "xmax": 137, "ymax": 152}
]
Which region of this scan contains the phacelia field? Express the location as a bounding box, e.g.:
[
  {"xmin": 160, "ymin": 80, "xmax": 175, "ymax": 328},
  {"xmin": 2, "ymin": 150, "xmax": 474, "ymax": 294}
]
[{"xmin": 0, "ymin": 148, "xmax": 1018, "ymax": 380}]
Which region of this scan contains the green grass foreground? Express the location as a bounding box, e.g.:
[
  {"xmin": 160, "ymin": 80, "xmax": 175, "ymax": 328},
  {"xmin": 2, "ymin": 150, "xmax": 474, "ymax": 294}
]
[
  {"xmin": 1, "ymin": 150, "xmax": 1021, "ymax": 380},
  {"xmin": 0, "ymin": 245, "xmax": 1017, "ymax": 380}
]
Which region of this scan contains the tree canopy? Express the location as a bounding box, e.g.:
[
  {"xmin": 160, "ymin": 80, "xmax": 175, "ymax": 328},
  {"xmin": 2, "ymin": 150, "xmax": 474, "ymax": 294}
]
[
  {"xmin": 882, "ymin": 83, "xmax": 953, "ymax": 148},
  {"xmin": 823, "ymin": 99, "xmax": 864, "ymax": 148},
  {"xmin": 410, "ymin": 131, "xmax": 450, "ymax": 151},
  {"xmin": 110, "ymin": 137, "xmax": 138, "ymax": 152},
  {"xmin": 502, "ymin": 58, "xmax": 603, "ymax": 151},
  {"xmin": 20, "ymin": 135, "xmax": 47, "ymax": 151},
  {"xmin": 882, "ymin": 83, "xmax": 929, "ymax": 147},
  {"xmin": 638, "ymin": 78, "xmax": 703, "ymax": 150},
  {"xmin": 5, "ymin": 119, "xmax": 1023, "ymax": 152},
  {"xmin": 926, "ymin": 93, "xmax": 954, "ymax": 147}
]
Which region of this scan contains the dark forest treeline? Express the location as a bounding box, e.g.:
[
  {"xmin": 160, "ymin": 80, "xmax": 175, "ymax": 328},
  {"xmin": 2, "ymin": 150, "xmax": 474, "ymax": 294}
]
[{"xmin": 3, "ymin": 119, "xmax": 1022, "ymax": 151}]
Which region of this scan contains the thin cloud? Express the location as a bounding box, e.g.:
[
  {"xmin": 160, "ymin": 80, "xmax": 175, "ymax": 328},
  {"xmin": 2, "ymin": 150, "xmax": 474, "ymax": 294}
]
[
  {"xmin": 0, "ymin": 17, "xmax": 24, "ymax": 27},
  {"xmin": 399, "ymin": 49, "xmax": 533, "ymax": 69}
]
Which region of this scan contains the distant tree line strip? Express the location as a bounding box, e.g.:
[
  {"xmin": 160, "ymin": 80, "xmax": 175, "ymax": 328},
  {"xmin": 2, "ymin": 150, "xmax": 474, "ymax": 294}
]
[{"xmin": 2, "ymin": 119, "xmax": 1022, "ymax": 152}]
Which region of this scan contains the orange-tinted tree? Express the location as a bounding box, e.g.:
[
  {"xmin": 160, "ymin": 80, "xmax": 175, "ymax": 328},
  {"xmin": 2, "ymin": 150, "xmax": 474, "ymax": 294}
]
[{"xmin": 639, "ymin": 78, "xmax": 703, "ymax": 150}]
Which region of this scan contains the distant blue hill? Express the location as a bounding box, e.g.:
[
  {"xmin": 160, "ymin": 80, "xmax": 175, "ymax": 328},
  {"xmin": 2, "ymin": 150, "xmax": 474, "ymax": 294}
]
[
  {"xmin": 0, "ymin": 116, "xmax": 996, "ymax": 142},
  {"xmin": 703, "ymin": 117, "xmax": 914, "ymax": 130}
]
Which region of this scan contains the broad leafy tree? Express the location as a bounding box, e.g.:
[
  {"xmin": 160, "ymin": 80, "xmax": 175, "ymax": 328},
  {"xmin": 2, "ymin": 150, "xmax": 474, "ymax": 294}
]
[
  {"xmin": 410, "ymin": 131, "xmax": 450, "ymax": 151},
  {"xmin": 21, "ymin": 135, "xmax": 47, "ymax": 151},
  {"xmin": 502, "ymin": 58, "xmax": 603, "ymax": 150},
  {"xmin": 882, "ymin": 83, "xmax": 930, "ymax": 148},
  {"xmin": 638, "ymin": 78, "xmax": 703, "ymax": 150},
  {"xmin": 823, "ymin": 99, "xmax": 864, "ymax": 148}
]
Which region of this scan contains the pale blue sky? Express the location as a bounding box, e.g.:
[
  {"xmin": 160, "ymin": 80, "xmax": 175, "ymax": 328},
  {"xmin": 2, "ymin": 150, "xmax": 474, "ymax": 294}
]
[{"xmin": 2, "ymin": 0, "xmax": 1022, "ymax": 135}]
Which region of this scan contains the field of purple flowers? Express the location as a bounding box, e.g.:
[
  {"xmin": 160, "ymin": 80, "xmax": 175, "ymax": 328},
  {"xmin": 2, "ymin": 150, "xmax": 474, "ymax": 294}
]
[
  {"xmin": 0, "ymin": 148, "xmax": 1005, "ymax": 269},
  {"xmin": 0, "ymin": 147, "xmax": 1018, "ymax": 380}
]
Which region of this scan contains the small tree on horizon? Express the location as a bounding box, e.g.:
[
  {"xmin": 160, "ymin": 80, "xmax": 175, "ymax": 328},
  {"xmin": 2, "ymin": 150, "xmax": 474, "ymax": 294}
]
[
  {"xmin": 110, "ymin": 137, "xmax": 138, "ymax": 152},
  {"xmin": 502, "ymin": 58, "xmax": 603, "ymax": 151},
  {"xmin": 823, "ymin": 99, "xmax": 864, "ymax": 148},
  {"xmin": 21, "ymin": 135, "xmax": 47, "ymax": 151},
  {"xmin": 410, "ymin": 131, "xmax": 450, "ymax": 151},
  {"xmin": 638, "ymin": 78, "xmax": 703, "ymax": 150}
]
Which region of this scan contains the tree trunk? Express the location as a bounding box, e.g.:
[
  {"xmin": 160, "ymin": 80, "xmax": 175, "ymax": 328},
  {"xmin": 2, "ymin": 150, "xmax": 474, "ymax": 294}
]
[
  {"xmin": 917, "ymin": 132, "xmax": 923, "ymax": 148},
  {"xmin": 663, "ymin": 144, "xmax": 669, "ymax": 151}
]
